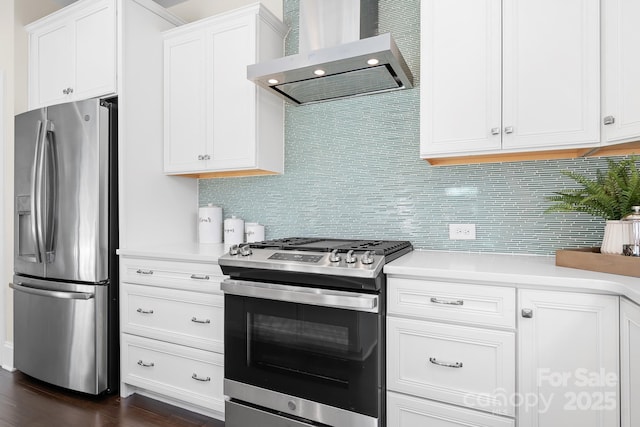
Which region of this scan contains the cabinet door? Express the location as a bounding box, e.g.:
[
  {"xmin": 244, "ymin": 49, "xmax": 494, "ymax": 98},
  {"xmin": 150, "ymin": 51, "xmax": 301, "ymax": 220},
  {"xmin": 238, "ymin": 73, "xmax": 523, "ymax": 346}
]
[
  {"xmin": 387, "ymin": 391, "xmax": 515, "ymax": 427},
  {"xmin": 388, "ymin": 317, "xmax": 516, "ymax": 416},
  {"xmin": 206, "ymin": 16, "xmax": 257, "ymax": 170},
  {"xmin": 164, "ymin": 33, "xmax": 208, "ymax": 173},
  {"xmin": 620, "ymin": 298, "xmax": 640, "ymax": 427},
  {"xmin": 518, "ymin": 290, "xmax": 619, "ymax": 427},
  {"xmin": 502, "ymin": 0, "xmax": 600, "ymax": 150},
  {"xmin": 602, "ymin": 0, "xmax": 640, "ymax": 144},
  {"xmin": 72, "ymin": 0, "xmax": 116, "ymax": 101},
  {"xmin": 29, "ymin": 22, "xmax": 73, "ymax": 108},
  {"xmin": 420, "ymin": 0, "xmax": 502, "ymax": 156}
]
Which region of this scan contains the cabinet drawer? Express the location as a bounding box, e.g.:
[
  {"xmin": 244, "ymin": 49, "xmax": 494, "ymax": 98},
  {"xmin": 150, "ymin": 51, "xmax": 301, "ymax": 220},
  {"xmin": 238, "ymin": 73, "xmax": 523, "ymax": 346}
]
[
  {"xmin": 387, "ymin": 391, "xmax": 515, "ymax": 427},
  {"xmin": 121, "ymin": 334, "xmax": 224, "ymax": 413},
  {"xmin": 120, "ymin": 258, "xmax": 224, "ymax": 293},
  {"xmin": 387, "ymin": 317, "xmax": 516, "ymax": 416},
  {"xmin": 121, "ymin": 283, "xmax": 223, "ymax": 352},
  {"xmin": 388, "ymin": 278, "xmax": 516, "ymax": 328}
]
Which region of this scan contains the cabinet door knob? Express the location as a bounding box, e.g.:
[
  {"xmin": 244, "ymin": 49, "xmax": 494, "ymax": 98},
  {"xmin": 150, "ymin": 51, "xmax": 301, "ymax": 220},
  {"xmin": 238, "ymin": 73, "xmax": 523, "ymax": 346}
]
[
  {"xmin": 491, "ymin": 127, "xmax": 501, "ymax": 135},
  {"xmin": 504, "ymin": 126, "xmax": 514, "ymax": 134},
  {"xmin": 197, "ymin": 155, "xmax": 204, "ymax": 160},
  {"xmin": 522, "ymin": 308, "xmax": 533, "ymax": 318},
  {"xmin": 203, "ymin": 154, "xmax": 211, "ymax": 160},
  {"xmin": 62, "ymin": 88, "xmax": 67, "ymax": 95},
  {"xmin": 603, "ymin": 116, "xmax": 615, "ymax": 125}
]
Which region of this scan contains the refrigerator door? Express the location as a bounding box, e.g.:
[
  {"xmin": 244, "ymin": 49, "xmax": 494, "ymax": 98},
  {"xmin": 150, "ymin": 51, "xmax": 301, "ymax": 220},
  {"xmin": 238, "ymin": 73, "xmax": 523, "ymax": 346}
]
[
  {"xmin": 11, "ymin": 275, "xmax": 108, "ymax": 394},
  {"xmin": 14, "ymin": 108, "xmax": 47, "ymax": 278},
  {"xmin": 44, "ymin": 99, "xmax": 110, "ymax": 283}
]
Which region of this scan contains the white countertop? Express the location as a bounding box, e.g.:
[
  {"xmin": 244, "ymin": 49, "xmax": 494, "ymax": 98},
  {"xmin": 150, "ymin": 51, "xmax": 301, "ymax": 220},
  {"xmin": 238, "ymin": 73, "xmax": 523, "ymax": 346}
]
[
  {"xmin": 385, "ymin": 250, "xmax": 640, "ymax": 305},
  {"xmin": 117, "ymin": 243, "xmax": 228, "ymax": 263},
  {"xmin": 117, "ymin": 245, "xmax": 640, "ymax": 305}
]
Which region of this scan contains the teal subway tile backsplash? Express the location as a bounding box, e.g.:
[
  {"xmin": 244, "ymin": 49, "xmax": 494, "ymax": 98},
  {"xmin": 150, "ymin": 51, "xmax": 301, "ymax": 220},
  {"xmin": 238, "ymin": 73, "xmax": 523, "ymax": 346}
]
[{"xmin": 199, "ymin": 0, "xmax": 621, "ymax": 255}]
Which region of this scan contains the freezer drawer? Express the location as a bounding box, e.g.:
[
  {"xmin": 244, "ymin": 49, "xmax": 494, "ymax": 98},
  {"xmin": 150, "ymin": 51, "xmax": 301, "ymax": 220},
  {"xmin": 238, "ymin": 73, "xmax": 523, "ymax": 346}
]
[{"xmin": 11, "ymin": 277, "xmax": 109, "ymax": 394}]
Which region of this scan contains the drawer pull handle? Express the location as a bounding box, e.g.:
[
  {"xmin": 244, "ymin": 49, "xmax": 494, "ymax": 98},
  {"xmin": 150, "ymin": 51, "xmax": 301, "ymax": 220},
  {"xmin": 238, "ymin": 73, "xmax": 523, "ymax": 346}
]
[
  {"xmin": 136, "ymin": 269, "xmax": 154, "ymax": 275},
  {"xmin": 191, "ymin": 317, "xmax": 211, "ymax": 324},
  {"xmin": 136, "ymin": 308, "xmax": 154, "ymax": 314},
  {"xmin": 429, "ymin": 357, "xmax": 463, "ymax": 368},
  {"xmin": 190, "ymin": 274, "xmax": 210, "ymax": 280},
  {"xmin": 192, "ymin": 373, "xmax": 211, "ymax": 382},
  {"xmin": 137, "ymin": 360, "xmax": 155, "ymax": 368},
  {"xmin": 430, "ymin": 297, "xmax": 464, "ymax": 306}
]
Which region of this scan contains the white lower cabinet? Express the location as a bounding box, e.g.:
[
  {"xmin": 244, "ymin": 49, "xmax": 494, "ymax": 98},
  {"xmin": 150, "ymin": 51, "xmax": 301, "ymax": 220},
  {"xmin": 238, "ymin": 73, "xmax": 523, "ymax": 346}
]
[
  {"xmin": 620, "ymin": 298, "xmax": 640, "ymax": 427},
  {"xmin": 387, "ymin": 317, "xmax": 516, "ymax": 416},
  {"xmin": 518, "ymin": 290, "xmax": 619, "ymax": 427},
  {"xmin": 386, "ymin": 277, "xmax": 623, "ymax": 427},
  {"xmin": 387, "ymin": 392, "xmax": 514, "ymax": 427},
  {"xmin": 386, "ymin": 278, "xmax": 516, "ymax": 427},
  {"xmin": 119, "ymin": 255, "xmax": 226, "ymax": 419},
  {"xmin": 121, "ymin": 334, "xmax": 224, "ymax": 413}
]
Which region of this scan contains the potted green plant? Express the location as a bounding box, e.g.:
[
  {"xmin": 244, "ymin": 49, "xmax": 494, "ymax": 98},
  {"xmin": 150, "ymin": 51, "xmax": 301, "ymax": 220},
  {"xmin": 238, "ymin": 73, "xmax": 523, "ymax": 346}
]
[{"xmin": 546, "ymin": 156, "xmax": 640, "ymax": 254}]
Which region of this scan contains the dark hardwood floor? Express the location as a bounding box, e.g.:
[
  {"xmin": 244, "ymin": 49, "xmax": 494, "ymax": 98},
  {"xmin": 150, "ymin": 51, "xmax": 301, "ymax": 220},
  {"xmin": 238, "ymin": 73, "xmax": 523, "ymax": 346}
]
[{"xmin": 0, "ymin": 369, "xmax": 225, "ymax": 427}]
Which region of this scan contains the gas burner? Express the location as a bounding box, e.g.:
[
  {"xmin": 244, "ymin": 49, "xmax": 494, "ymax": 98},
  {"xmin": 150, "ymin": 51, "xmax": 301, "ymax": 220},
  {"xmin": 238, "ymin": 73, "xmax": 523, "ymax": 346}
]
[{"xmin": 248, "ymin": 237, "xmax": 412, "ymax": 261}]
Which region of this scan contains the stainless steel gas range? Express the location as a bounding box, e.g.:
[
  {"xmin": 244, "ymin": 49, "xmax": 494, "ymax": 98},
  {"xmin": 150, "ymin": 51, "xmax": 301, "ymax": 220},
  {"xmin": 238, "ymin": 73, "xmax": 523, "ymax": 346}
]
[{"xmin": 218, "ymin": 238, "xmax": 413, "ymax": 427}]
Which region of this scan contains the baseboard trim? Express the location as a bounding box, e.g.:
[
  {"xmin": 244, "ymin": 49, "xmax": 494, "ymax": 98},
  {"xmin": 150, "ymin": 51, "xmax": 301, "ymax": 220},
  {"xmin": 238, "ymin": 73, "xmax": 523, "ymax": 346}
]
[{"xmin": 2, "ymin": 341, "xmax": 15, "ymax": 372}]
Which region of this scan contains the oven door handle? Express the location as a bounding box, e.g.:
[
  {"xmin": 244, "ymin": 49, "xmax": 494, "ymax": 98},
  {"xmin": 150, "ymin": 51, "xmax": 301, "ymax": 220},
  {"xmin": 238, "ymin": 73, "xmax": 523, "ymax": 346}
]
[{"xmin": 221, "ymin": 279, "xmax": 379, "ymax": 313}]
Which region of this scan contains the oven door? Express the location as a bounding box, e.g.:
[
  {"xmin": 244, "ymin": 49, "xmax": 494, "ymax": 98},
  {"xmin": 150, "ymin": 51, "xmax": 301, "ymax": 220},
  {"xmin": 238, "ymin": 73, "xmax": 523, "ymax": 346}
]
[{"xmin": 222, "ymin": 279, "xmax": 381, "ymax": 425}]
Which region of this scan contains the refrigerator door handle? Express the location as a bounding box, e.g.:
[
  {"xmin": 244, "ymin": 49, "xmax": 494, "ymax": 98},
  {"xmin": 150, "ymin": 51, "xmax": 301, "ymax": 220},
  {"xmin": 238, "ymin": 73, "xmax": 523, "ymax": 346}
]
[
  {"xmin": 9, "ymin": 282, "xmax": 95, "ymax": 300},
  {"xmin": 43, "ymin": 124, "xmax": 58, "ymax": 263},
  {"xmin": 30, "ymin": 120, "xmax": 46, "ymax": 264}
]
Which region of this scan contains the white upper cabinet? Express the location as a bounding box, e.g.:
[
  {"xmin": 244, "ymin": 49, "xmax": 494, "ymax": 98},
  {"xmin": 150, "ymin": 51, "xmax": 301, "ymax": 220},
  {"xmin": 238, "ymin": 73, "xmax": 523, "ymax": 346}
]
[
  {"xmin": 164, "ymin": 33, "xmax": 207, "ymax": 173},
  {"xmin": 27, "ymin": 0, "xmax": 116, "ymax": 109},
  {"xmin": 602, "ymin": 0, "xmax": 640, "ymax": 145},
  {"xmin": 163, "ymin": 4, "xmax": 286, "ymax": 178},
  {"xmin": 421, "ymin": 0, "xmax": 502, "ymax": 155},
  {"xmin": 502, "ymin": 0, "xmax": 600, "ymax": 150},
  {"xmin": 421, "ymin": 0, "xmax": 600, "ymax": 160}
]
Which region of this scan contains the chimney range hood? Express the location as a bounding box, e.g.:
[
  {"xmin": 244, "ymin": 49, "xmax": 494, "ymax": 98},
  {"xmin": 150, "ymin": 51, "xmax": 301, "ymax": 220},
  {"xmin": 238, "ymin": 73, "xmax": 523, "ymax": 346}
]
[{"xmin": 247, "ymin": 0, "xmax": 413, "ymax": 106}]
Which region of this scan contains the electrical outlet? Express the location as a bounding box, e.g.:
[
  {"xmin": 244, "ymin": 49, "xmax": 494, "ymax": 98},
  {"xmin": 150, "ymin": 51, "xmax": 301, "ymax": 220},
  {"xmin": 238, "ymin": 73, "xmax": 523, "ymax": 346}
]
[{"xmin": 449, "ymin": 224, "xmax": 476, "ymax": 240}]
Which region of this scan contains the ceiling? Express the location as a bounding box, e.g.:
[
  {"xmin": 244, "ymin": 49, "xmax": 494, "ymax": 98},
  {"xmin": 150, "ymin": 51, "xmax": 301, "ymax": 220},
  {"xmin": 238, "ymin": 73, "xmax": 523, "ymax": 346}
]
[{"xmin": 52, "ymin": 0, "xmax": 188, "ymax": 8}]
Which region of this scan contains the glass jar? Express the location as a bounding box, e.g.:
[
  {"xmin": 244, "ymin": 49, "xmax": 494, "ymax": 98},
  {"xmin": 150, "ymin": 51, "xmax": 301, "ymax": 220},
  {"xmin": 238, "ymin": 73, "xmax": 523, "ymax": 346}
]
[{"xmin": 622, "ymin": 206, "xmax": 640, "ymax": 256}]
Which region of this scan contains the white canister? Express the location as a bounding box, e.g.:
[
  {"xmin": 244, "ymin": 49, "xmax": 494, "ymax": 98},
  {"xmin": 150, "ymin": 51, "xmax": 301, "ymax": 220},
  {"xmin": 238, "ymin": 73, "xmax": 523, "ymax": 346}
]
[
  {"xmin": 245, "ymin": 223, "xmax": 265, "ymax": 243},
  {"xmin": 198, "ymin": 204, "xmax": 223, "ymax": 244},
  {"xmin": 224, "ymin": 216, "xmax": 245, "ymax": 245}
]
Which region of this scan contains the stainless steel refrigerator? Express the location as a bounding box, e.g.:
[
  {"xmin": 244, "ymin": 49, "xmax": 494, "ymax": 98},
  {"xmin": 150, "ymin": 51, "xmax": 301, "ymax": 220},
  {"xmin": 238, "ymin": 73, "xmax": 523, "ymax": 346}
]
[{"xmin": 11, "ymin": 97, "xmax": 118, "ymax": 395}]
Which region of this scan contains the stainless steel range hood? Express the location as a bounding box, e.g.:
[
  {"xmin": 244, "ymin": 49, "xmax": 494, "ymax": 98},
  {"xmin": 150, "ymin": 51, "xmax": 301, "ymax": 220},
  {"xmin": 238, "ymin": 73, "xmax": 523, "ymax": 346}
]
[{"xmin": 247, "ymin": 0, "xmax": 413, "ymax": 105}]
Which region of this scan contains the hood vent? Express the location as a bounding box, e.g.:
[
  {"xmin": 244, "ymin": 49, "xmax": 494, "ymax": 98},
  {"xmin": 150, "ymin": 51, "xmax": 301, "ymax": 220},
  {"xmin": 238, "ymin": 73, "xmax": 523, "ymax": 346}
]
[{"xmin": 247, "ymin": 0, "xmax": 413, "ymax": 105}]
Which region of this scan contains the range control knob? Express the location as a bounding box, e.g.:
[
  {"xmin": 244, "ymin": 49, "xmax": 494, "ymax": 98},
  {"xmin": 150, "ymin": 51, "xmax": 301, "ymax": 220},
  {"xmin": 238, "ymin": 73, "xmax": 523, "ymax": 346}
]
[
  {"xmin": 229, "ymin": 244, "xmax": 240, "ymax": 256},
  {"xmin": 329, "ymin": 249, "xmax": 341, "ymax": 263},
  {"xmin": 239, "ymin": 245, "xmax": 253, "ymax": 256},
  {"xmin": 345, "ymin": 250, "xmax": 357, "ymax": 264},
  {"xmin": 361, "ymin": 251, "xmax": 375, "ymax": 265}
]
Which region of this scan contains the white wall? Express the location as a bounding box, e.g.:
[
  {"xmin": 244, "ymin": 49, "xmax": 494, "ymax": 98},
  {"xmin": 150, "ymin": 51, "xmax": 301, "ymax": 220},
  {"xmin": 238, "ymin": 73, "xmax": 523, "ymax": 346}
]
[{"xmin": 168, "ymin": 0, "xmax": 283, "ymax": 22}]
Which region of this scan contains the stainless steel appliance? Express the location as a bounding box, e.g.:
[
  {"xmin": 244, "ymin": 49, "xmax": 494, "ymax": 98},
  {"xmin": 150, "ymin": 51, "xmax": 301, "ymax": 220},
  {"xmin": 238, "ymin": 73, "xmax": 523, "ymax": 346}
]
[
  {"xmin": 11, "ymin": 97, "xmax": 118, "ymax": 395},
  {"xmin": 247, "ymin": 0, "xmax": 413, "ymax": 105},
  {"xmin": 219, "ymin": 238, "xmax": 413, "ymax": 427}
]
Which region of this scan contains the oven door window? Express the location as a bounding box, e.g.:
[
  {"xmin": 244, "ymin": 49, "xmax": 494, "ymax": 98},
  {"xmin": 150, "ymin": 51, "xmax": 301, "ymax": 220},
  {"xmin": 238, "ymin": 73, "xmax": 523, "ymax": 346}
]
[{"xmin": 225, "ymin": 294, "xmax": 379, "ymax": 417}]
